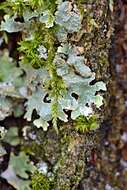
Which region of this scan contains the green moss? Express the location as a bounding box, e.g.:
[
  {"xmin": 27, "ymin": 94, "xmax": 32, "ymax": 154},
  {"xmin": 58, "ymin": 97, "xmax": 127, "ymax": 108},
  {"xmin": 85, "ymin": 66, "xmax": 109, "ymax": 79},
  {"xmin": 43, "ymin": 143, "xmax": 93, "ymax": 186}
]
[
  {"xmin": 74, "ymin": 115, "xmax": 99, "ymax": 132},
  {"xmin": 32, "ymin": 171, "xmax": 50, "ymax": 190},
  {"xmin": 19, "ymin": 32, "xmax": 44, "ymax": 67}
]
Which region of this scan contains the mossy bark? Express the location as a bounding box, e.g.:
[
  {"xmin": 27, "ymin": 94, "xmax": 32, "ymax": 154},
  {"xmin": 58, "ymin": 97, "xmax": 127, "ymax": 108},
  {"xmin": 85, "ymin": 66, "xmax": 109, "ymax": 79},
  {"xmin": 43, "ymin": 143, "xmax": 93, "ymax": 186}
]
[{"xmin": 27, "ymin": 1, "xmax": 114, "ymax": 189}]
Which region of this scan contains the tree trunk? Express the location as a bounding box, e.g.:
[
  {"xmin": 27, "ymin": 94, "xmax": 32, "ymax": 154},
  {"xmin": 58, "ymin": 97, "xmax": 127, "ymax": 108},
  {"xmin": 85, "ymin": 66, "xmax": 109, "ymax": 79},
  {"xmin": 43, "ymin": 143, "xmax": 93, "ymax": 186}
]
[{"xmin": 29, "ymin": 1, "xmax": 114, "ymax": 189}]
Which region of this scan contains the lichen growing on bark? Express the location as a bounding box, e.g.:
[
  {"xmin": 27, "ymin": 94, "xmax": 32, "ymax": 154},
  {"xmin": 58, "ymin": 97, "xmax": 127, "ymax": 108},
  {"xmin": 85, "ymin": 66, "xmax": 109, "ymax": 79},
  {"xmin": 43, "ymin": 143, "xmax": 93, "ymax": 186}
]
[
  {"xmin": 0, "ymin": 0, "xmax": 114, "ymax": 189},
  {"xmin": 40, "ymin": 0, "xmax": 113, "ymax": 188}
]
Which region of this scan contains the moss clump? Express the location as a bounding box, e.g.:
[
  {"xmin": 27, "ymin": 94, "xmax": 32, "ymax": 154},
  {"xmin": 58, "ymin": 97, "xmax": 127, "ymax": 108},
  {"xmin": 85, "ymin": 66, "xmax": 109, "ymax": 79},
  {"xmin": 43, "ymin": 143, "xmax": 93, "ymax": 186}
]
[
  {"xmin": 74, "ymin": 115, "xmax": 98, "ymax": 132},
  {"xmin": 32, "ymin": 171, "xmax": 50, "ymax": 190}
]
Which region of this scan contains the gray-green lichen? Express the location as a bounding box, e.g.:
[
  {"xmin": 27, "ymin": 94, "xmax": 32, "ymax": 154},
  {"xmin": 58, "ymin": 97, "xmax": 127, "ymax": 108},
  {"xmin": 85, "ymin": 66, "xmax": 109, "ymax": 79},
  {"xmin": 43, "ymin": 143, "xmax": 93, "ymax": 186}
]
[
  {"xmin": 0, "ymin": 0, "xmax": 114, "ymax": 189},
  {"xmin": 29, "ymin": 0, "xmax": 113, "ymax": 189}
]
